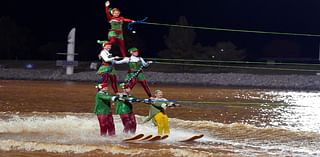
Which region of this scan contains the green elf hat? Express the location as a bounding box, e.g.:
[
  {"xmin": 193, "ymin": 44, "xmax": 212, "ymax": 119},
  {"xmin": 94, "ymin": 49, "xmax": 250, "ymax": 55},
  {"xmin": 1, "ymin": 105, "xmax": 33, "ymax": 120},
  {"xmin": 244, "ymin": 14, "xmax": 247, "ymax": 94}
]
[
  {"xmin": 128, "ymin": 47, "xmax": 139, "ymax": 54},
  {"xmin": 109, "ymin": 7, "xmax": 120, "ymax": 14},
  {"xmin": 119, "ymin": 83, "xmax": 129, "ymax": 89}
]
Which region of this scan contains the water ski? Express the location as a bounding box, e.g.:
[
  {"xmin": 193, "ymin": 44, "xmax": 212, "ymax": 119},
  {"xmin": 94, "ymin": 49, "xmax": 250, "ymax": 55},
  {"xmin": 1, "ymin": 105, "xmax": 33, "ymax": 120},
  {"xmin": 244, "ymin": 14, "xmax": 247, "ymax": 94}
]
[
  {"xmin": 161, "ymin": 135, "xmax": 169, "ymax": 140},
  {"xmin": 146, "ymin": 135, "xmax": 162, "ymax": 141},
  {"xmin": 123, "ymin": 134, "xmax": 144, "ymax": 142},
  {"xmin": 179, "ymin": 134, "xmax": 204, "ymax": 142},
  {"xmin": 139, "ymin": 135, "xmax": 153, "ymax": 141}
]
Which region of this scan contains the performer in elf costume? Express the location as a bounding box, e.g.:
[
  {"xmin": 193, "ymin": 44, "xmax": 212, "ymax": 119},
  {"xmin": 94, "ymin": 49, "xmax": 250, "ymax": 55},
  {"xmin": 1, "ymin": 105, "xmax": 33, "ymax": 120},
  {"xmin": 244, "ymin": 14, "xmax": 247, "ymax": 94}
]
[
  {"xmin": 96, "ymin": 40, "xmax": 120, "ymax": 94},
  {"xmin": 114, "ymin": 47, "xmax": 153, "ymax": 97},
  {"xmin": 143, "ymin": 90, "xmax": 179, "ymax": 136},
  {"xmin": 94, "ymin": 83, "xmax": 118, "ymax": 136},
  {"xmin": 115, "ymin": 83, "xmax": 141, "ymax": 134},
  {"xmin": 105, "ymin": 1, "xmax": 134, "ymax": 57}
]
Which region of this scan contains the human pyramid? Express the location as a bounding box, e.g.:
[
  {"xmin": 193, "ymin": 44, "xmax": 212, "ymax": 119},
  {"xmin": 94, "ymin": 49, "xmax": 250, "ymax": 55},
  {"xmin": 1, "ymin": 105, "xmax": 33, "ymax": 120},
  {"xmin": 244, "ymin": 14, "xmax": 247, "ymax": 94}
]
[{"xmin": 93, "ymin": 1, "xmax": 179, "ymax": 137}]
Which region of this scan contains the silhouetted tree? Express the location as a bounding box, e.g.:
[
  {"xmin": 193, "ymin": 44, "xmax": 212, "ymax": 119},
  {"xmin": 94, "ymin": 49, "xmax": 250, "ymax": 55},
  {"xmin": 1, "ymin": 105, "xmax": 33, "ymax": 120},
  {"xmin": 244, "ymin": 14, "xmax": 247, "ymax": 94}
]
[
  {"xmin": 159, "ymin": 16, "xmax": 199, "ymax": 58},
  {"xmin": 202, "ymin": 41, "xmax": 246, "ymax": 60},
  {"xmin": 159, "ymin": 16, "xmax": 246, "ymax": 60}
]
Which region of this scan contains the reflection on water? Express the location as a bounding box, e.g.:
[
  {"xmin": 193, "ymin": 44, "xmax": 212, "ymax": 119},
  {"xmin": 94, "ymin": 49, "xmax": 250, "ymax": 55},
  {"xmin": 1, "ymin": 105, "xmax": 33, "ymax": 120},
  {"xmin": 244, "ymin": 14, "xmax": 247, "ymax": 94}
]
[
  {"xmin": 1, "ymin": 80, "xmax": 320, "ymax": 156},
  {"xmin": 260, "ymin": 91, "xmax": 320, "ymax": 133}
]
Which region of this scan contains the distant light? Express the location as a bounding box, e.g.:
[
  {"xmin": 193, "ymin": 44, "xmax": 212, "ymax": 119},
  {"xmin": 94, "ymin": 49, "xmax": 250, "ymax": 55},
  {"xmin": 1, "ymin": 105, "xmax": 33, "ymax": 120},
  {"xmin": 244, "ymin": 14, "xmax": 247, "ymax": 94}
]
[
  {"xmin": 25, "ymin": 64, "xmax": 33, "ymax": 69},
  {"xmin": 220, "ymin": 49, "xmax": 224, "ymax": 52},
  {"xmin": 211, "ymin": 56, "xmax": 215, "ymax": 59},
  {"xmin": 132, "ymin": 30, "xmax": 136, "ymax": 34}
]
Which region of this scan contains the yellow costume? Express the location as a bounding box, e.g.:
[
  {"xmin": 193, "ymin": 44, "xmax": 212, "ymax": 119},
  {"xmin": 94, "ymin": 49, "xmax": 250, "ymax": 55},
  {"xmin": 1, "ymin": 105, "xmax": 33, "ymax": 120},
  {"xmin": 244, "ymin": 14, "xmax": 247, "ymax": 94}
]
[
  {"xmin": 143, "ymin": 98, "xmax": 173, "ymax": 136},
  {"xmin": 154, "ymin": 111, "xmax": 170, "ymax": 135}
]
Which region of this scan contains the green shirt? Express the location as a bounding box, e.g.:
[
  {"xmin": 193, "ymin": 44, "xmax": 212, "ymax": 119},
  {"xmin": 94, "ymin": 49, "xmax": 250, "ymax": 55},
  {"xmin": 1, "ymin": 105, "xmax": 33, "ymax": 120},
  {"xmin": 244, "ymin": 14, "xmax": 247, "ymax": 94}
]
[
  {"xmin": 125, "ymin": 59, "xmax": 145, "ymax": 81},
  {"xmin": 143, "ymin": 98, "xmax": 168, "ymax": 123},
  {"xmin": 128, "ymin": 60, "xmax": 143, "ymax": 72},
  {"xmin": 115, "ymin": 94, "xmax": 139, "ymax": 114},
  {"xmin": 110, "ymin": 20, "xmax": 123, "ymax": 30},
  {"xmin": 93, "ymin": 91, "xmax": 115, "ymax": 115}
]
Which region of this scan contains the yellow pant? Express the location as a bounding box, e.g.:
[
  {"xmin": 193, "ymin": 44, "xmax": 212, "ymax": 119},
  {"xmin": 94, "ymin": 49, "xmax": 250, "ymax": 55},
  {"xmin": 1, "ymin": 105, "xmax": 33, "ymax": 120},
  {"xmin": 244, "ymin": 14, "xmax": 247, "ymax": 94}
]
[{"xmin": 154, "ymin": 112, "xmax": 170, "ymax": 136}]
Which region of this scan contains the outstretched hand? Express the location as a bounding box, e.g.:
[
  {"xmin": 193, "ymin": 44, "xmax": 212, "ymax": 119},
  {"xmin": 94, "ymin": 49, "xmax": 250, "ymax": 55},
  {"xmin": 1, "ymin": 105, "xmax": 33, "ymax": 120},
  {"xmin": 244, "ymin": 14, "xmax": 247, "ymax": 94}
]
[
  {"xmin": 105, "ymin": 1, "xmax": 110, "ymax": 7},
  {"xmin": 143, "ymin": 61, "xmax": 153, "ymax": 68}
]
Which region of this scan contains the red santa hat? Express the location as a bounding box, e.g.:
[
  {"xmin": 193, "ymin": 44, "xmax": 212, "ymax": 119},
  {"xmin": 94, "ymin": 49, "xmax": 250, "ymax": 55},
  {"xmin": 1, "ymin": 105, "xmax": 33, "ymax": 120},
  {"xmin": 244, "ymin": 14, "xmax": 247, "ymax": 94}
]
[
  {"xmin": 97, "ymin": 40, "xmax": 112, "ymax": 47},
  {"xmin": 103, "ymin": 42, "xmax": 112, "ymax": 47}
]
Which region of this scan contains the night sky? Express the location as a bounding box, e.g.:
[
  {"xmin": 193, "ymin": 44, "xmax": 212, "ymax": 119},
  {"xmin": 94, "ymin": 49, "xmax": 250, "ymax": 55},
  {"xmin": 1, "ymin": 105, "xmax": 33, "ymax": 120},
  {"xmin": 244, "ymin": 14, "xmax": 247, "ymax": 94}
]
[{"xmin": 2, "ymin": 0, "xmax": 320, "ymax": 60}]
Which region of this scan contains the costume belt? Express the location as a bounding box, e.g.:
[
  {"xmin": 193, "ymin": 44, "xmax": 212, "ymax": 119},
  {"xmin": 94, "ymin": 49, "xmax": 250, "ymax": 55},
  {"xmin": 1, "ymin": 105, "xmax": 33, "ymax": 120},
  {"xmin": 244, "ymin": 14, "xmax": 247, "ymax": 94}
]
[
  {"xmin": 109, "ymin": 29, "xmax": 122, "ymax": 35},
  {"xmin": 128, "ymin": 69, "xmax": 143, "ymax": 73}
]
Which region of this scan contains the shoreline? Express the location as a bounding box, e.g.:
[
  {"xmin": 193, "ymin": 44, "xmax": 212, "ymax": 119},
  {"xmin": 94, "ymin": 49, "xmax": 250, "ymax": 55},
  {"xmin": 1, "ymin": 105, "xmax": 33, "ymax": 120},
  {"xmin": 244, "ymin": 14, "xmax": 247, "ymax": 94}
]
[{"xmin": 1, "ymin": 68, "xmax": 320, "ymax": 91}]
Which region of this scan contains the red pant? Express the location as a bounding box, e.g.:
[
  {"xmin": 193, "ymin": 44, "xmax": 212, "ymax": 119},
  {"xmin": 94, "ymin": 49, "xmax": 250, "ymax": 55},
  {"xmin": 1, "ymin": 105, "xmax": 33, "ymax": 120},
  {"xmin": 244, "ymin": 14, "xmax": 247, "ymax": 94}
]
[
  {"xmin": 100, "ymin": 73, "xmax": 118, "ymax": 93},
  {"xmin": 109, "ymin": 37, "xmax": 127, "ymax": 57},
  {"xmin": 120, "ymin": 113, "xmax": 136, "ymax": 134},
  {"xmin": 128, "ymin": 78, "xmax": 152, "ymax": 97},
  {"xmin": 97, "ymin": 114, "xmax": 115, "ymax": 136}
]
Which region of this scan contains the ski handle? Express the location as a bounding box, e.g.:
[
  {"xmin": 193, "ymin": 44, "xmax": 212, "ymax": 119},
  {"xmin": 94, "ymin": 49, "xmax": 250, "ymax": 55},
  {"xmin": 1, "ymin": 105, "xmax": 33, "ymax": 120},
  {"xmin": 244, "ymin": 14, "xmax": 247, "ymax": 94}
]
[
  {"xmin": 128, "ymin": 17, "xmax": 148, "ymax": 30},
  {"xmin": 139, "ymin": 99, "xmax": 180, "ymax": 107}
]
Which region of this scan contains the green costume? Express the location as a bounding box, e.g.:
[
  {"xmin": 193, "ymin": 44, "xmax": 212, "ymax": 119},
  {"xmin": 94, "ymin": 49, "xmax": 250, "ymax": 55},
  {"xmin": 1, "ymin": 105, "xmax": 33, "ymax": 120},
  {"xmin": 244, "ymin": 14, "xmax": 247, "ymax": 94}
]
[
  {"xmin": 105, "ymin": 5, "xmax": 134, "ymax": 57},
  {"xmin": 125, "ymin": 58, "xmax": 146, "ymax": 81},
  {"xmin": 96, "ymin": 49, "xmax": 117, "ymax": 76},
  {"xmin": 113, "ymin": 47, "xmax": 152, "ymax": 97},
  {"xmin": 143, "ymin": 98, "xmax": 169, "ymax": 123},
  {"xmin": 94, "ymin": 91, "xmax": 116, "ymax": 115},
  {"xmin": 143, "ymin": 98, "xmax": 174, "ymax": 135},
  {"xmin": 97, "ymin": 63, "xmax": 117, "ymax": 75},
  {"xmin": 115, "ymin": 94, "xmax": 139, "ymax": 114},
  {"xmin": 115, "ymin": 84, "xmax": 140, "ymax": 134}
]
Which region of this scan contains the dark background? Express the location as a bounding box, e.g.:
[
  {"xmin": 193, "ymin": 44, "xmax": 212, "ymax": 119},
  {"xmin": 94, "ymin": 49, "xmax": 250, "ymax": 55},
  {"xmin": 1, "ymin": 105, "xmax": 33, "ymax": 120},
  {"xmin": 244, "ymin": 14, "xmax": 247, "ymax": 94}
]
[{"xmin": 1, "ymin": 0, "xmax": 320, "ymax": 61}]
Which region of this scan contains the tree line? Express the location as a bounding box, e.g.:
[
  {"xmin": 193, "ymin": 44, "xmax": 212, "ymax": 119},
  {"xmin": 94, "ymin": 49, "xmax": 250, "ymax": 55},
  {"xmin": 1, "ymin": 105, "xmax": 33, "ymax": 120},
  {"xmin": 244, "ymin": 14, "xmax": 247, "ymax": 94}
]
[{"xmin": 0, "ymin": 16, "xmax": 246, "ymax": 61}]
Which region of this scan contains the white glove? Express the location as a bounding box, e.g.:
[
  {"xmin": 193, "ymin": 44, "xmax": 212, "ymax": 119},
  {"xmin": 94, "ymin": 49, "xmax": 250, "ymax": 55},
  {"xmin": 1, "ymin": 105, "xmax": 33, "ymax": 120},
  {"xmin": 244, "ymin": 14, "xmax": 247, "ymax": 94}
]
[
  {"xmin": 161, "ymin": 103, "xmax": 167, "ymax": 110},
  {"xmin": 105, "ymin": 1, "xmax": 110, "ymax": 7}
]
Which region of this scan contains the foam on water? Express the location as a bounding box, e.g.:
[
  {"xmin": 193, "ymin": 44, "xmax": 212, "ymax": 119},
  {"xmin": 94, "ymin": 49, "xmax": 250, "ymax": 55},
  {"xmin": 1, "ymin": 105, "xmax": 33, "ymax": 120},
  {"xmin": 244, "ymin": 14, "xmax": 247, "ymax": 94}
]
[
  {"xmin": 0, "ymin": 112, "xmax": 211, "ymax": 144},
  {"xmin": 0, "ymin": 112, "xmax": 320, "ymax": 156}
]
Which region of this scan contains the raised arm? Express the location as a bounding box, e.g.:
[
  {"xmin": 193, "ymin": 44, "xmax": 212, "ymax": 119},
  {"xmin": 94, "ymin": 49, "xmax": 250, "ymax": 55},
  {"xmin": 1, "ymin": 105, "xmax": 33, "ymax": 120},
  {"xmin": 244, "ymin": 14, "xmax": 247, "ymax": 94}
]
[{"xmin": 105, "ymin": 1, "xmax": 112, "ymax": 21}]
